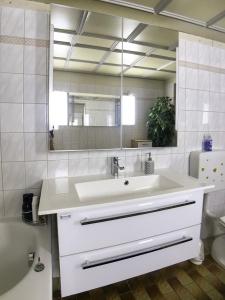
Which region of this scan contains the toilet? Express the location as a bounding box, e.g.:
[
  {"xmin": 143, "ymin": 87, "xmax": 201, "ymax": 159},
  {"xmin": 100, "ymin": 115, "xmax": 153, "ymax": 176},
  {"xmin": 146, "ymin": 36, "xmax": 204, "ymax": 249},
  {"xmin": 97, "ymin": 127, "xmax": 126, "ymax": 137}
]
[
  {"xmin": 190, "ymin": 151, "xmax": 225, "ymax": 268},
  {"xmin": 211, "ymin": 217, "xmax": 225, "ymax": 268}
]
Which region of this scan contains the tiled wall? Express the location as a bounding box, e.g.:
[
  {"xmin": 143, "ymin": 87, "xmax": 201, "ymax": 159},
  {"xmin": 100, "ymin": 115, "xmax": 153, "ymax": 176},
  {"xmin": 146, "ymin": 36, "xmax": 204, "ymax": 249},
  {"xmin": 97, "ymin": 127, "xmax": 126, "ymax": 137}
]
[
  {"xmin": 178, "ymin": 32, "xmax": 225, "ymax": 158},
  {"xmin": 0, "ymin": 5, "xmax": 49, "ymax": 217},
  {"xmin": 0, "ymin": 4, "xmax": 225, "ymax": 218},
  {"xmin": 178, "ymin": 32, "xmax": 225, "ymax": 239}
]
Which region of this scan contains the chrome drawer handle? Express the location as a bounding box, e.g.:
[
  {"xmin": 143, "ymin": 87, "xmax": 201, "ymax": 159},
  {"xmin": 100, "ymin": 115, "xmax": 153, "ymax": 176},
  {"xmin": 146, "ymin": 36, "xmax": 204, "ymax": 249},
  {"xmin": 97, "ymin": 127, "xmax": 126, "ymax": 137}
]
[
  {"xmin": 60, "ymin": 214, "xmax": 71, "ymax": 220},
  {"xmin": 81, "ymin": 236, "xmax": 193, "ymax": 269},
  {"xmin": 80, "ymin": 200, "xmax": 196, "ymax": 225}
]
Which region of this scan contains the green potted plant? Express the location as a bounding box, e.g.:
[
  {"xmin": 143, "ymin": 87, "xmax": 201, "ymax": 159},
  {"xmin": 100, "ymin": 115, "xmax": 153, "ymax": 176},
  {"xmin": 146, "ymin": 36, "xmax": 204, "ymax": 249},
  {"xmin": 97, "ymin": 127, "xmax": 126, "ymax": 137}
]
[{"xmin": 147, "ymin": 96, "xmax": 175, "ymax": 147}]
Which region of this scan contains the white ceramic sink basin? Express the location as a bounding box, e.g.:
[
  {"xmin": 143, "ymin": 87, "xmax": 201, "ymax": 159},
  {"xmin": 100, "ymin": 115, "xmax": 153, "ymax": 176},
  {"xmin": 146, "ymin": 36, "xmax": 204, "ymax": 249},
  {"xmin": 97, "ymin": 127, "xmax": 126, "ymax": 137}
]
[{"xmin": 74, "ymin": 175, "xmax": 182, "ymax": 203}]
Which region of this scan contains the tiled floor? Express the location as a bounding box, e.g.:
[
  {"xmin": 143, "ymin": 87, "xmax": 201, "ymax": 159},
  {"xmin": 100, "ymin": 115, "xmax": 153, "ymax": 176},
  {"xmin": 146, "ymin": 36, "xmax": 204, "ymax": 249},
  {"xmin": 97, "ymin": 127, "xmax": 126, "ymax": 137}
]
[{"xmin": 54, "ymin": 256, "xmax": 225, "ymax": 300}]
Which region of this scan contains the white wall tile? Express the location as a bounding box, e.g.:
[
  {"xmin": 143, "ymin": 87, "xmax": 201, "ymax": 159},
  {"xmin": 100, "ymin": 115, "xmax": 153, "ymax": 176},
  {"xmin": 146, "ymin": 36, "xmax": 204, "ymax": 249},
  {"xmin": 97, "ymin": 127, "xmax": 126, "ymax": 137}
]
[
  {"xmin": 170, "ymin": 153, "xmax": 185, "ymax": 172},
  {"xmin": 198, "ymin": 41, "xmax": 210, "ymax": 66},
  {"xmin": 0, "ymin": 192, "xmax": 4, "ymax": 217},
  {"xmin": 2, "ymin": 162, "xmax": 25, "ymax": 190},
  {"xmin": 220, "ymin": 74, "xmax": 225, "ymax": 93},
  {"xmin": 0, "ymin": 103, "xmax": 23, "ymax": 132},
  {"xmin": 155, "ymin": 154, "xmax": 171, "ymax": 169},
  {"xmin": 25, "ymin": 188, "xmax": 41, "ymax": 197},
  {"xmin": 211, "ymin": 132, "xmax": 225, "ymax": 150},
  {"xmin": 0, "ymin": 44, "xmax": 23, "ymax": 73},
  {"xmin": 177, "ymin": 110, "xmax": 186, "ymax": 131},
  {"xmin": 1, "ymin": 133, "xmax": 24, "ymax": 161},
  {"xmin": 186, "ymin": 40, "xmax": 198, "ymax": 64},
  {"xmin": 185, "ymin": 132, "xmax": 202, "ymax": 152},
  {"xmin": 198, "ymin": 70, "xmax": 210, "ymax": 91},
  {"xmin": 88, "ymin": 157, "xmax": 109, "ymax": 175},
  {"xmin": 221, "ymin": 48, "xmax": 225, "ymax": 69},
  {"xmin": 186, "ymin": 68, "xmax": 198, "ymax": 90},
  {"xmin": 210, "ymin": 45, "xmax": 221, "ymax": 68},
  {"xmin": 1, "ymin": 7, "xmax": 24, "ymax": 37},
  {"xmin": 186, "ymin": 89, "xmax": 198, "ymax": 110},
  {"xmin": 0, "ymin": 73, "xmax": 23, "ymax": 103},
  {"xmin": 69, "ymin": 159, "xmax": 89, "ymax": 177},
  {"xmin": 177, "ymin": 88, "xmax": 185, "ymax": 110},
  {"xmin": 3, "ymin": 190, "xmax": 24, "ymax": 217},
  {"xmin": 208, "ymin": 112, "xmax": 221, "ymax": 131},
  {"xmin": 48, "ymin": 152, "xmax": 68, "ymax": 160},
  {"xmin": 178, "ymin": 66, "xmax": 186, "ymax": 88},
  {"xmin": 220, "ymin": 93, "xmax": 225, "ymax": 112},
  {"xmin": 24, "ymin": 46, "xmax": 47, "ymax": 75},
  {"xmin": 125, "ymin": 156, "xmax": 142, "ymax": 173},
  {"xmin": 184, "ymin": 153, "xmax": 190, "ymax": 175},
  {"xmin": 89, "ymin": 150, "xmax": 108, "ymax": 158},
  {"xmin": 108, "ymin": 150, "xmax": 125, "ymax": 158},
  {"xmin": 68, "ymin": 151, "xmax": 89, "ymax": 160},
  {"xmin": 185, "ymin": 111, "xmax": 203, "ymax": 131},
  {"xmin": 24, "ymin": 104, "xmax": 46, "ymax": 132},
  {"xmin": 47, "ymin": 160, "xmax": 68, "ymax": 178},
  {"xmin": 25, "ymin": 10, "xmax": 49, "ymax": 39},
  {"xmin": 210, "ymin": 92, "xmax": 221, "ymax": 112},
  {"xmin": 25, "ymin": 161, "xmax": 47, "ymax": 189},
  {"xmin": 0, "ymin": 168, "xmax": 3, "ymax": 191},
  {"xmin": 125, "ymin": 149, "xmax": 141, "ymax": 157},
  {"xmin": 24, "ymin": 133, "xmax": 47, "ymax": 161},
  {"xmin": 210, "ymin": 72, "xmax": 221, "ymax": 92},
  {"xmin": 171, "ymin": 132, "xmax": 185, "ymax": 154},
  {"xmin": 24, "ymin": 75, "xmax": 47, "ymax": 103},
  {"xmin": 198, "ymin": 90, "xmax": 210, "ymax": 111}
]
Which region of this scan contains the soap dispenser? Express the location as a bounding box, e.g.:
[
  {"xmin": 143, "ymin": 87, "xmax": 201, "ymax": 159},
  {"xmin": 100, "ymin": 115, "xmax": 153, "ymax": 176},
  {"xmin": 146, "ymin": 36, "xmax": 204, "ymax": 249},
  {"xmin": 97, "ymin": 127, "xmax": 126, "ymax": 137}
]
[{"xmin": 145, "ymin": 152, "xmax": 154, "ymax": 175}]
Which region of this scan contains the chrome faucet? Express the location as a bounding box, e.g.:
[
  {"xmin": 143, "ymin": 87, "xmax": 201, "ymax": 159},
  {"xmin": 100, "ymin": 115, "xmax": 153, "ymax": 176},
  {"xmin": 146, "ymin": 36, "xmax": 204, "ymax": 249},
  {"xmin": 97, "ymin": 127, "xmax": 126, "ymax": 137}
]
[
  {"xmin": 28, "ymin": 252, "xmax": 35, "ymax": 267},
  {"xmin": 111, "ymin": 157, "xmax": 125, "ymax": 178}
]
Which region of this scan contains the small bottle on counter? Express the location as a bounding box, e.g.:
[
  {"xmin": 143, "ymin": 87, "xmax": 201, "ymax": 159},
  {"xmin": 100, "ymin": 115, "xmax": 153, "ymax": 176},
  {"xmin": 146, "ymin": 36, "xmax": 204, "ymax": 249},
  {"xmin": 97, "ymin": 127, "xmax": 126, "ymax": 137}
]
[
  {"xmin": 202, "ymin": 134, "xmax": 212, "ymax": 152},
  {"xmin": 145, "ymin": 152, "xmax": 154, "ymax": 175}
]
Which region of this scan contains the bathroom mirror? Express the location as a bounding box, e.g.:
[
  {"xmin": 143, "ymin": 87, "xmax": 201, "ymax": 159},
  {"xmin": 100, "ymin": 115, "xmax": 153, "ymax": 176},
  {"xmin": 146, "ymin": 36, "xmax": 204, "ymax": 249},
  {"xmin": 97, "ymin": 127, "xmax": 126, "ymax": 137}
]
[
  {"xmin": 50, "ymin": 5, "xmax": 122, "ymax": 150},
  {"xmin": 121, "ymin": 18, "xmax": 177, "ymax": 148},
  {"xmin": 49, "ymin": 4, "xmax": 177, "ymax": 151}
]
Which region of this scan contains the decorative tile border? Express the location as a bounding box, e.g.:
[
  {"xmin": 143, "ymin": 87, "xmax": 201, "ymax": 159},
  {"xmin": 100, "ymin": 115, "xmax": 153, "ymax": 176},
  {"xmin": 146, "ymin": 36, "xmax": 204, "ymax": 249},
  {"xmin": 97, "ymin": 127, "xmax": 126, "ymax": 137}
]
[
  {"xmin": 179, "ymin": 60, "xmax": 225, "ymax": 74},
  {"xmin": 0, "ymin": 35, "xmax": 49, "ymax": 48}
]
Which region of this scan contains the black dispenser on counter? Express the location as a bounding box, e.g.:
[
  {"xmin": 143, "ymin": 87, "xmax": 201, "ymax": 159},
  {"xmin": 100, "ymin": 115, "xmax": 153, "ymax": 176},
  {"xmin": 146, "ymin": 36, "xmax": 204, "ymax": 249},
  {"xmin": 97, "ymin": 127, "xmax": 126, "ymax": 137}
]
[
  {"xmin": 22, "ymin": 193, "xmax": 47, "ymax": 225},
  {"xmin": 22, "ymin": 193, "xmax": 33, "ymax": 223}
]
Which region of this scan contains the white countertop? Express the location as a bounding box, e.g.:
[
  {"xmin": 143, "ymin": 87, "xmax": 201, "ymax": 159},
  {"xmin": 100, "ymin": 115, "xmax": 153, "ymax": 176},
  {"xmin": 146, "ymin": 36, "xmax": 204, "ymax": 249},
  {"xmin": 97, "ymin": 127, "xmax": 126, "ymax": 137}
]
[{"xmin": 39, "ymin": 169, "xmax": 214, "ymax": 216}]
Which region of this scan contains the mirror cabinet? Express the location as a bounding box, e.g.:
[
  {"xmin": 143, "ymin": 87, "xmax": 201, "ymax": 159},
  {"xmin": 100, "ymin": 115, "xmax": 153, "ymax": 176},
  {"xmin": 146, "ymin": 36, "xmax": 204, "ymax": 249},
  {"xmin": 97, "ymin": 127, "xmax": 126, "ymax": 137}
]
[{"xmin": 49, "ymin": 4, "xmax": 178, "ymax": 151}]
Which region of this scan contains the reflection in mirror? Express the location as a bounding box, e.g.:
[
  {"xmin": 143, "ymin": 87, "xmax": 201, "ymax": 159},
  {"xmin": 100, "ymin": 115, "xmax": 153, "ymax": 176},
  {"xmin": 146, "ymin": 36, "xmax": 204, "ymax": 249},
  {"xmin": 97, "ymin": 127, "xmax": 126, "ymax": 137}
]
[
  {"xmin": 122, "ymin": 18, "xmax": 177, "ymax": 148},
  {"xmin": 50, "ymin": 5, "xmax": 122, "ymax": 150},
  {"xmin": 67, "ymin": 93, "xmax": 121, "ymax": 127}
]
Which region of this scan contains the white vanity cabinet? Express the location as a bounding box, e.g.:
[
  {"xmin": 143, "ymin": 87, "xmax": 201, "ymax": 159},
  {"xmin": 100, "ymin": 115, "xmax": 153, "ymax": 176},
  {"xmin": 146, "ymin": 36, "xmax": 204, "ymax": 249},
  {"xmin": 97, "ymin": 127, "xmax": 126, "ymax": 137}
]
[{"xmin": 57, "ymin": 190, "xmax": 204, "ymax": 297}]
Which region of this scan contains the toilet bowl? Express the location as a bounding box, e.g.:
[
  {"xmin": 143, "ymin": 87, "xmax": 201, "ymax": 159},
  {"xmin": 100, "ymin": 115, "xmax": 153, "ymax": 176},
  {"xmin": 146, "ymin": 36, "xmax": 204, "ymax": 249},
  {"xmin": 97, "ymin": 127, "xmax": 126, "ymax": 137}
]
[
  {"xmin": 211, "ymin": 216, "xmax": 225, "ymax": 268},
  {"xmin": 190, "ymin": 151, "xmax": 225, "ymax": 267},
  {"xmin": 202, "ymin": 196, "xmax": 225, "ymax": 267},
  {"xmin": 211, "ymin": 235, "xmax": 225, "ymax": 268}
]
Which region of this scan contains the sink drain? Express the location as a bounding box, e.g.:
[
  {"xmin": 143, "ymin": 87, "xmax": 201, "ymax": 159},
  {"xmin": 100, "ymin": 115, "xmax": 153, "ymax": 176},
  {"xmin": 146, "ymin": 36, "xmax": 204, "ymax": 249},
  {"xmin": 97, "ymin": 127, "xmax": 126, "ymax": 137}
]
[{"xmin": 34, "ymin": 257, "xmax": 45, "ymax": 272}]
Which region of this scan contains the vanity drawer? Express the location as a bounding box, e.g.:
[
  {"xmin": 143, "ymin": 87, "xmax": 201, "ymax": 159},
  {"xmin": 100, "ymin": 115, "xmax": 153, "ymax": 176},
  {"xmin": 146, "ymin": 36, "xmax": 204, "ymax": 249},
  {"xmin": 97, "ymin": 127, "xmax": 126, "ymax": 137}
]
[
  {"xmin": 57, "ymin": 191, "xmax": 203, "ymax": 255},
  {"xmin": 60, "ymin": 225, "xmax": 200, "ymax": 297}
]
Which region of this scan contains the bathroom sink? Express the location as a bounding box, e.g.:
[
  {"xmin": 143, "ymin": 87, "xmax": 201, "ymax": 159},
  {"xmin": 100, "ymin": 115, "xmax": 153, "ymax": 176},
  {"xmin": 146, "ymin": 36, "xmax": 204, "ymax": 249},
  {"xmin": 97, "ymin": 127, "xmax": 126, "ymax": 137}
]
[{"xmin": 74, "ymin": 175, "xmax": 182, "ymax": 203}]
